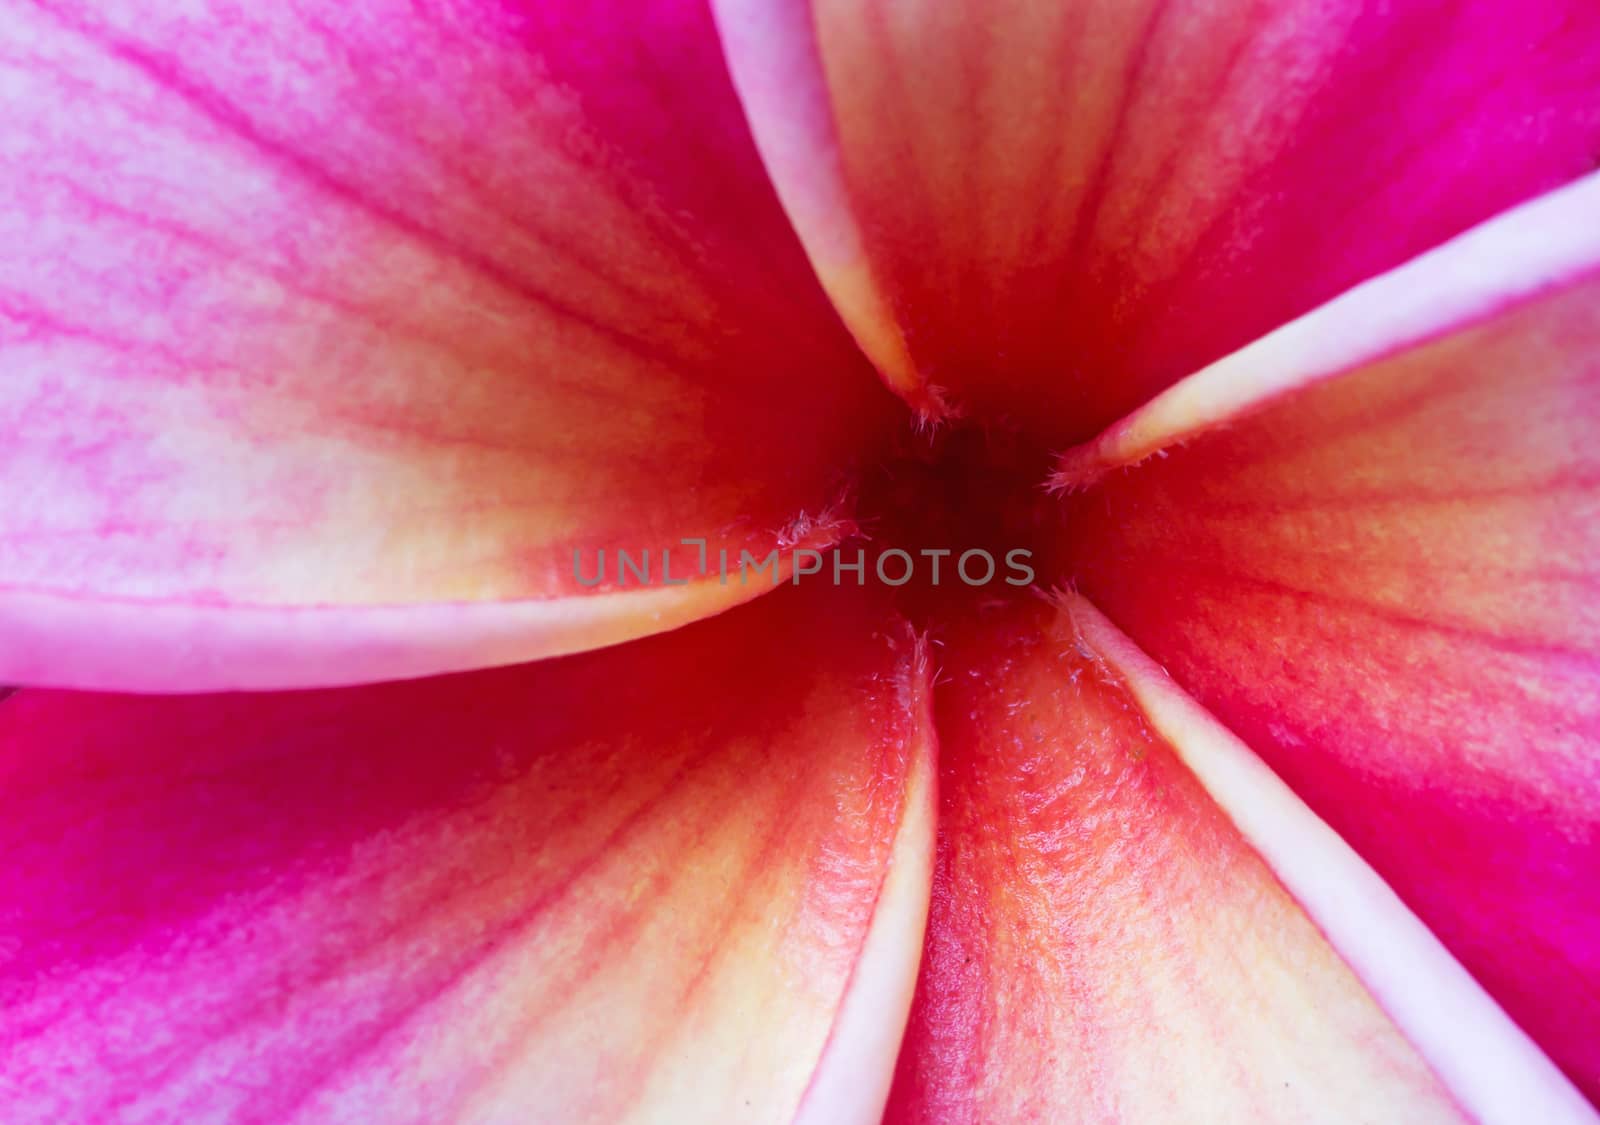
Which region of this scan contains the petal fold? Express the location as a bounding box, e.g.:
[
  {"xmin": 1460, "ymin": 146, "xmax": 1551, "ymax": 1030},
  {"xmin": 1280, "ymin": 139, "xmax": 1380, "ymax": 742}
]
[
  {"xmin": 714, "ymin": 0, "xmax": 1600, "ymax": 435},
  {"xmin": 0, "ymin": 584, "xmax": 933, "ymax": 1123},
  {"xmin": 0, "ymin": 0, "xmax": 891, "ymax": 689},
  {"xmin": 1057, "ymin": 180, "xmax": 1600, "ymax": 1098}
]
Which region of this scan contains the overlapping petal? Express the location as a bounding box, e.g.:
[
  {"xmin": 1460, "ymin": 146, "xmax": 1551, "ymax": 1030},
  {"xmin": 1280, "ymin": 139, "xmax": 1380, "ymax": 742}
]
[
  {"xmin": 1056, "ymin": 175, "xmax": 1600, "ymax": 1098},
  {"xmin": 0, "ymin": 0, "xmax": 892, "ymax": 690},
  {"xmin": 0, "ymin": 585, "xmax": 934, "ymax": 1123},
  {"xmin": 715, "ymin": 0, "xmax": 1600, "ymax": 435},
  {"xmin": 884, "ymin": 597, "xmax": 1586, "ymax": 1124}
]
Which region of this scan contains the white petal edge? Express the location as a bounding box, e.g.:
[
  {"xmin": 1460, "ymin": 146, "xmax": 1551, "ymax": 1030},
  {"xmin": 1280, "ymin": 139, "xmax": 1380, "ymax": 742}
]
[
  {"xmin": 0, "ymin": 567, "xmax": 808, "ymax": 693},
  {"xmin": 1063, "ymin": 592, "xmax": 1598, "ymax": 1125},
  {"xmin": 795, "ymin": 699, "xmax": 936, "ymax": 1125},
  {"xmin": 1053, "ymin": 169, "xmax": 1600, "ymax": 488}
]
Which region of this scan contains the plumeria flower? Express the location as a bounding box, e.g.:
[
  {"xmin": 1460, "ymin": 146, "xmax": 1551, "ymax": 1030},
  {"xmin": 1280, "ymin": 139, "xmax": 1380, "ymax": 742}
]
[{"xmin": 2, "ymin": 1, "xmax": 1599, "ymax": 1121}]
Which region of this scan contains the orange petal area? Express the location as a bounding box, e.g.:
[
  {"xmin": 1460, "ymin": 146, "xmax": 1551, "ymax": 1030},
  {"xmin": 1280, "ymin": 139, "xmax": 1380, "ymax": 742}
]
[
  {"xmin": 1054, "ymin": 175, "xmax": 1600, "ymax": 1099},
  {"xmin": 885, "ymin": 596, "xmax": 1538, "ymax": 1123},
  {"xmin": 714, "ymin": 0, "xmax": 1600, "ymax": 436},
  {"xmin": 0, "ymin": 584, "xmax": 933, "ymax": 1124},
  {"xmin": 0, "ymin": 0, "xmax": 892, "ymax": 689}
]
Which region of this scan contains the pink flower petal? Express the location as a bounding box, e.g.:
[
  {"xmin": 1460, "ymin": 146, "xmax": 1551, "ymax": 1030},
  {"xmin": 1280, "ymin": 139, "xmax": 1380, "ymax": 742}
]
[
  {"xmin": 0, "ymin": 585, "xmax": 933, "ymax": 1123},
  {"xmin": 885, "ymin": 598, "xmax": 1578, "ymax": 1123},
  {"xmin": 1055, "ymin": 176, "xmax": 1600, "ymax": 1098},
  {"xmin": 0, "ymin": 0, "xmax": 892, "ymax": 689},
  {"xmin": 1068, "ymin": 595, "xmax": 1591, "ymax": 1124},
  {"xmin": 714, "ymin": 0, "xmax": 1600, "ymax": 435}
]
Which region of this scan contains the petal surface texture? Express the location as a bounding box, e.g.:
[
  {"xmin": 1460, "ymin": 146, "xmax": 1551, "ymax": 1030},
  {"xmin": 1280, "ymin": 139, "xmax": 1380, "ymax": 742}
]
[
  {"xmin": 1057, "ymin": 175, "xmax": 1600, "ymax": 1099},
  {"xmin": 883, "ymin": 598, "xmax": 1588, "ymax": 1124},
  {"xmin": 0, "ymin": 0, "xmax": 890, "ymax": 689},
  {"xmin": 0, "ymin": 585, "xmax": 934, "ymax": 1123},
  {"xmin": 714, "ymin": 0, "xmax": 1600, "ymax": 433}
]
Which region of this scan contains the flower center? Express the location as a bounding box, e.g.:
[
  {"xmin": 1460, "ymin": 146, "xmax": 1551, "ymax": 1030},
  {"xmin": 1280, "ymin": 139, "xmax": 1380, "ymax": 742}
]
[{"xmin": 844, "ymin": 420, "xmax": 1061, "ymax": 622}]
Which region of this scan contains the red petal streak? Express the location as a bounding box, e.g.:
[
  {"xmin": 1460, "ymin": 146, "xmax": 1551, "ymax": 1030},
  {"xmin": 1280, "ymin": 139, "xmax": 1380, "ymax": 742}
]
[
  {"xmin": 715, "ymin": 0, "xmax": 1600, "ymax": 436},
  {"xmin": 885, "ymin": 598, "xmax": 1470, "ymax": 1123},
  {"xmin": 1056, "ymin": 182, "xmax": 1600, "ymax": 1097},
  {"xmin": 0, "ymin": 0, "xmax": 892, "ymax": 688},
  {"xmin": 0, "ymin": 585, "xmax": 932, "ymax": 1123}
]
